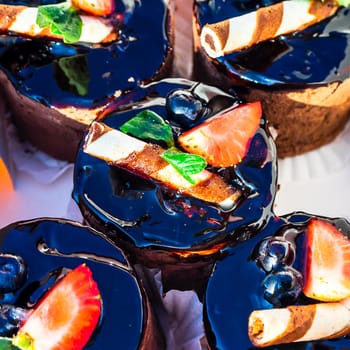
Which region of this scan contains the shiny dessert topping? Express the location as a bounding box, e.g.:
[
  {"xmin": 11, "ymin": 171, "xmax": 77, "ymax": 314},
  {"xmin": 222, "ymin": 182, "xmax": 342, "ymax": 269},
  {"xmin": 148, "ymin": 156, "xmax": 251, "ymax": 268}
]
[
  {"xmin": 249, "ymin": 218, "xmax": 350, "ymax": 347},
  {"xmin": 83, "ymin": 99, "xmax": 263, "ymax": 209},
  {"xmin": 0, "ymin": 264, "xmax": 101, "ymax": 350},
  {"xmin": 120, "ymin": 109, "xmax": 207, "ymax": 184},
  {"xmin": 0, "ymin": 2, "xmax": 119, "ymax": 44},
  {"xmin": 74, "ymin": 79, "xmax": 276, "ymax": 253},
  {"xmin": 196, "ymin": 0, "xmax": 350, "ymax": 85},
  {"xmin": 200, "ymin": 0, "xmax": 341, "ymax": 58},
  {"xmin": 83, "ymin": 120, "xmax": 242, "ymax": 209}
]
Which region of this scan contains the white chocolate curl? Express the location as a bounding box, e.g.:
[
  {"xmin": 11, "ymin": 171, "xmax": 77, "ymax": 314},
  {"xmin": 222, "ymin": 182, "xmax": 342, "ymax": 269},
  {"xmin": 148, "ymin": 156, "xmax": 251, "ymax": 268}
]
[
  {"xmin": 83, "ymin": 121, "xmax": 241, "ymax": 209},
  {"xmin": 200, "ymin": 0, "xmax": 339, "ymax": 58},
  {"xmin": 0, "ymin": 4, "xmax": 118, "ymax": 44},
  {"xmin": 248, "ymin": 302, "xmax": 350, "ymax": 347}
]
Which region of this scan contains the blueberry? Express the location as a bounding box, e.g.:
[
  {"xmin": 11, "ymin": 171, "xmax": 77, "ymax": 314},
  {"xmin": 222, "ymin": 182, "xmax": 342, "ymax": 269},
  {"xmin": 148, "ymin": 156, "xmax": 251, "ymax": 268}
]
[
  {"xmin": 255, "ymin": 236, "xmax": 296, "ymax": 272},
  {"xmin": 262, "ymin": 266, "xmax": 303, "ymax": 307},
  {"xmin": 166, "ymin": 89, "xmax": 204, "ymax": 126},
  {"xmin": 0, "ymin": 254, "xmax": 26, "ymax": 293},
  {"xmin": 0, "ymin": 304, "xmax": 28, "ymax": 336}
]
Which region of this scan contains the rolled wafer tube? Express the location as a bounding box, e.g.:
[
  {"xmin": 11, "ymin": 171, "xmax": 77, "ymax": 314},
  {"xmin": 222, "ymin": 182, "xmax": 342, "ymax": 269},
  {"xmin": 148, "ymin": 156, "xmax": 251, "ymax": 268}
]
[
  {"xmin": 200, "ymin": 0, "xmax": 339, "ymax": 58},
  {"xmin": 0, "ymin": 4, "xmax": 118, "ymax": 44},
  {"xmin": 83, "ymin": 121, "xmax": 242, "ymax": 209},
  {"xmin": 248, "ymin": 302, "xmax": 350, "ymax": 347}
]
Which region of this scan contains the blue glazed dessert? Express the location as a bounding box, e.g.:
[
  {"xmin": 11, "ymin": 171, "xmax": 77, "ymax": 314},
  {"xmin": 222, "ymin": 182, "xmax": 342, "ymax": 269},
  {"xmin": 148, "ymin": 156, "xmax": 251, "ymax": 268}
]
[
  {"xmin": 0, "ymin": 0, "xmax": 174, "ymax": 161},
  {"xmin": 204, "ymin": 212, "xmax": 350, "ymax": 349},
  {"xmin": 72, "ymin": 78, "xmax": 276, "ymax": 290},
  {"xmin": 0, "ymin": 218, "xmax": 164, "ymax": 349},
  {"xmin": 193, "ymin": 0, "xmax": 350, "ymax": 157}
]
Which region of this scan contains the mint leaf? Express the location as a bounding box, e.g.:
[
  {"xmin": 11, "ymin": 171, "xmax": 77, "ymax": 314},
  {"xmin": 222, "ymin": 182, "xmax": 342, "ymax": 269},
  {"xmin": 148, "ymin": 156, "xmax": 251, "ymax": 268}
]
[
  {"xmin": 0, "ymin": 337, "xmax": 21, "ymax": 350},
  {"xmin": 161, "ymin": 149, "xmax": 207, "ymax": 184},
  {"xmin": 58, "ymin": 55, "xmax": 90, "ymax": 96},
  {"xmin": 36, "ymin": 3, "xmax": 82, "ymax": 44},
  {"xmin": 120, "ymin": 110, "xmax": 174, "ymax": 147},
  {"xmin": 121, "ymin": 110, "xmax": 207, "ymax": 183},
  {"xmin": 337, "ymin": 0, "xmax": 350, "ymax": 6}
]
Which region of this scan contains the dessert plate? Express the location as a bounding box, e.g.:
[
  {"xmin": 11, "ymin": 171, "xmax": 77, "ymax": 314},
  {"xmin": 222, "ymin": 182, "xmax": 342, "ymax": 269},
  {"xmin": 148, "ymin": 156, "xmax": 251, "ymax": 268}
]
[
  {"xmin": 278, "ymin": 120, "xmax": 350, "ymax": 182},
  {"xmin": 275, "ymin": 120, "xmax": 350, "ymax": 221}
]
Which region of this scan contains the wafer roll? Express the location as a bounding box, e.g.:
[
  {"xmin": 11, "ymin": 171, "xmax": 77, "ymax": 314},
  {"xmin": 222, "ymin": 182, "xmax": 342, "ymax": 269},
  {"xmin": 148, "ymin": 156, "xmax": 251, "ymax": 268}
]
[
  {"xmin": 0, "ymin": 4, "xmax": 118, "ymax": 44},
  {"xmin": 83, "ymin": 121, "xmax": 241, "ymax": 209},
  {"xmin": 201, "ymin": 0, "xmax": 339, "ymax": 58},
  {"xmin": 248, "ymin": 302, "xmax": 350, "ymax": 347}
]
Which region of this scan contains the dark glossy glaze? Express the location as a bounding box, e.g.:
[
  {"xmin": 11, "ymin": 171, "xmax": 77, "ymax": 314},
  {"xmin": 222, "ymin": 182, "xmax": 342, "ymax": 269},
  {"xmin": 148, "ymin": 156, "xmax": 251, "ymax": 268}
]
[
  {"xmin": 0, "ymin": 219, "xmax": 145, "ymax": 349},
  {"xmin": 204, "ymin": 212, "xmax": 350, "ymax": 349},
  {"xmin": 0, "ymin": 0, "xmax": 170, "ymax": 108},
  {"xmin": 73, "ymin": 78, "xmax": 277, "ymax": 253},
  {"xmin": 195, "ymin": 0, "xmax": 350, "ymax": 87}
]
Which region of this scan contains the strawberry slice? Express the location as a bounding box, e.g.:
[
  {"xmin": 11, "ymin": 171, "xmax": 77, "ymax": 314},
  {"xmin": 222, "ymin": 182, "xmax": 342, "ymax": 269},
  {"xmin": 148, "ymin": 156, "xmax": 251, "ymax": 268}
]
[
  {"xmin": 303, "ymin": 218, "xmax": 350, "ymax": 302},
  {"xmin": 13, "ymin": 265, "xmax": 101, "ymax": 350},
  {"xmin": 178, "ymin": 101, "xmax": 262, "ymax": 167},
  {"xmin": 71, "ymin": 0, "xmax": 114, "ymax": 16}
]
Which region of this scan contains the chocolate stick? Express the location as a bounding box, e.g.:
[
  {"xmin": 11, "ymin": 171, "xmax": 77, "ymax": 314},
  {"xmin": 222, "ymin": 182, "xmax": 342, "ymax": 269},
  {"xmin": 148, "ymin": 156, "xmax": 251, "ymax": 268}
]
[
  {"xmin": 0, "ymin": 4, "xmax": 118, "ymax": 44},
  {"xmin": 248, "ymin": 302, "xmax": 350, "ymax": 347},
  {"xmin": 83, "ymin": 121, "xmax": 241, "ymax": 209},
  {"xmin": 200, "ymin": 0, "xmax": 339, "ymax": 58}
]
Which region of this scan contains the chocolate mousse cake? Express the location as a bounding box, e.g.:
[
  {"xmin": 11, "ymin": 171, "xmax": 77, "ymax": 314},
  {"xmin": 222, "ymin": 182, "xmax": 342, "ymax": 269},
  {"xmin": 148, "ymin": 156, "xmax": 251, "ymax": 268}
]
[
  {"xmin": 72, "ymin": 78, "xmax": 277, "ymax": 291},
  {"xmin": 0, "ymin": 0, "xmax": 174, "ymax": 161},
  {"xmin": 193, "ymin": 0, "xmax": 350, "ymax": 157},
  {"xmin": 0, "ymin": 218, "xmax": 164, "ymax": 349},
  {"xmin": 203, "ymin": 212, "xmax": 350, "ymax": 349}
]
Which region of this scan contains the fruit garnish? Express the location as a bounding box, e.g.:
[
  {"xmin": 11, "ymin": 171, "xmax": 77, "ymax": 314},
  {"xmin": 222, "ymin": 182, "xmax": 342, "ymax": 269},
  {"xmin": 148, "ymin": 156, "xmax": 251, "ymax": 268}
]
[
  {"xmin": 0, "ymin": 158, "xmax": 14, "ymax": 193},
  {"xmin": 12, "ymin": 265, "xmax": 101, "ymax": 350},
  {"xmin": 253, "ymin": 236, "xmax": 302, "ymax": 307},
  {"xmin": 178, "ymin": 102, "xmax": 262, "ymax": 167},
  {"xmin": 0, "ymin": 254, "xmax": 26, "ymax": 294},
  {"xmin": 166, "ymin": 89, "xmax": 204, "ymax": 126},
  {"xmin": 71, "ymin": 0, "xmax": 115, "ymax": 16},
  {"xmin": 303, "ymin": 218, "xmax": 350, "ymax": 302},
  {"xmin": 36, "ymin": 3, "xmax": 82, "ymax": 44},
  {"xmin": 261, "ymin": 265, "xmax": 303, "ymax": 307},
  {"xmin": 0, "ymin": 305, "xmax": 28, "ymax": 338},
  {"xmin": 84, "ymin": 121, "xmax": 240, "ymax": 206},
  {"xmin": 120, "ymin": 110, "xmax": 207, "ymax": 184},
  {"xmin": 255, "ymin": 236, "xmax": 296, "ymax": 273}
]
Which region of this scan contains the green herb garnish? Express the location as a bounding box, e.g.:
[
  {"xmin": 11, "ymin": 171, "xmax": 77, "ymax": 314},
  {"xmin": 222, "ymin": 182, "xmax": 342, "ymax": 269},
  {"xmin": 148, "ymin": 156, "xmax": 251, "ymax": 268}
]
[
  {"xmin": 0, "ymin": 337, "xmax": 21, "ymax": 350},
  {"xmin": 338, "ymin": 0, "xmax": 350, "ymax": 6},
  {"xmin": 36, "ymin": 3, "xmax": 82, "ymax": 44},
  {"xmin": 120, "ymin": 110, "xmax": 174, "ymax": 148},
  {"xmin": 120, "ymin": 110, "xmax": 207, "ymax": 183},
  {"xmin": 58, "ymin": 55, "xmax": 90, "ymax": 96},
  {"xmin": 161, "ymin": 149, "xmax": 207, "ymax": 184}
]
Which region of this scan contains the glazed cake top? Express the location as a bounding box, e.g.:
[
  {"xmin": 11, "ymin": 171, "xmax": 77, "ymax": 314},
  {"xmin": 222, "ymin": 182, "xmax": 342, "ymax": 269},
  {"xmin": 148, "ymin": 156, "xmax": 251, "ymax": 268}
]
[
  {"xmin": 195, "ymin": 0, "xmax": 350, "ymax": 87},
  {"xmin": 73, "ymin": 78, "xmax": 277, "ymax": 252},
  {"xmin": 0, "ymin": 219, "xmax": 145, "ymax": 349},
  {"xmin": 204, "ymin": 212, "xmax": 350, "ymax": 349},
  {"xmin": 0, "ymin": 0, "xmax": 171, "ymax": 109}
]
